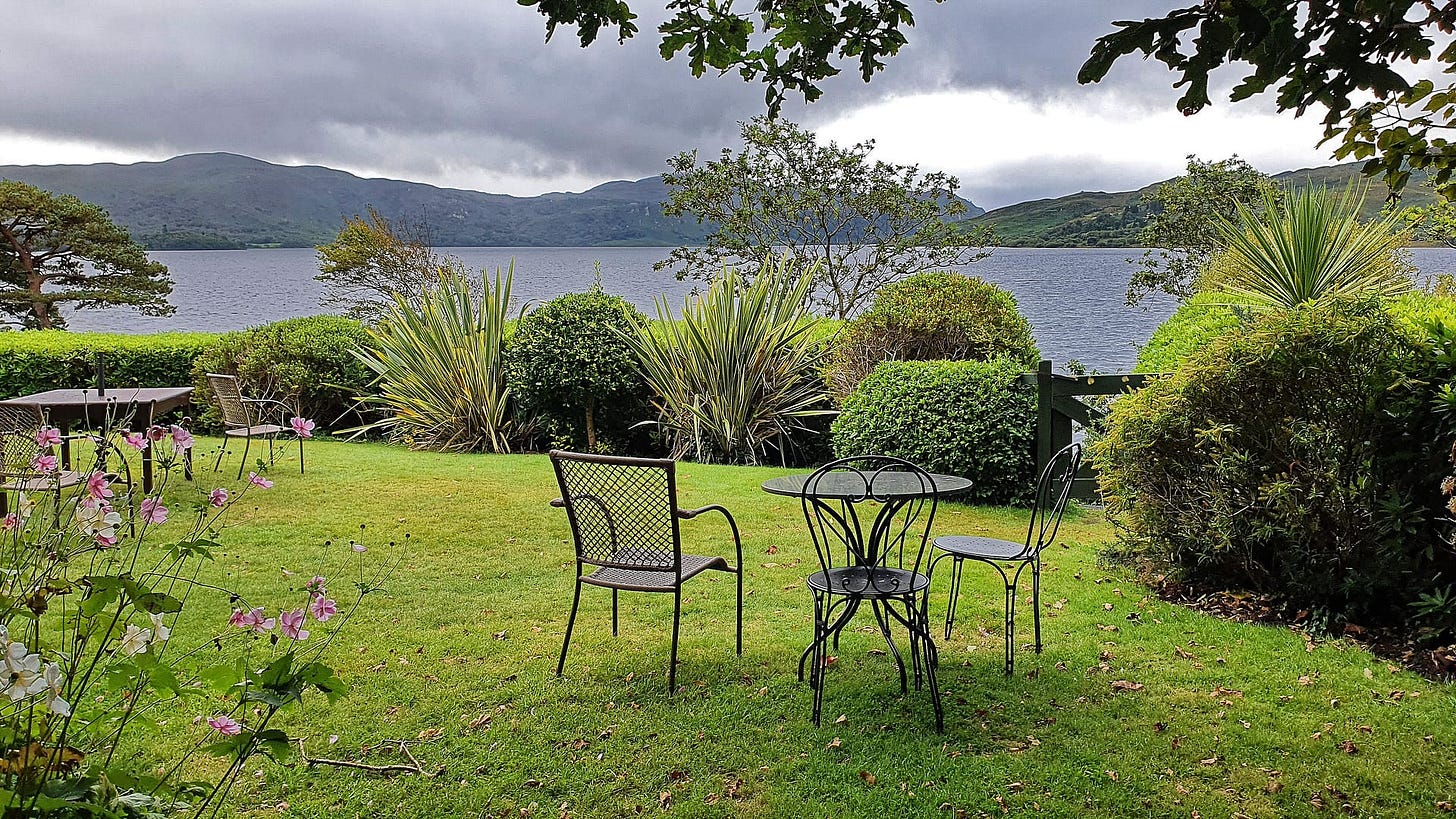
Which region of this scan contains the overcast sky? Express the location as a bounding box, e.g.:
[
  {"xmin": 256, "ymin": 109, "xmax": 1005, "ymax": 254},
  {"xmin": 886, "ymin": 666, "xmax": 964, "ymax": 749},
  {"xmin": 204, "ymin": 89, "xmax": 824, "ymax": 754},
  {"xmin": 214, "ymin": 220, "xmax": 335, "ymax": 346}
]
[{"xmin": 3, "ymin": 1, "xmax": 1346, "ymax": 209}]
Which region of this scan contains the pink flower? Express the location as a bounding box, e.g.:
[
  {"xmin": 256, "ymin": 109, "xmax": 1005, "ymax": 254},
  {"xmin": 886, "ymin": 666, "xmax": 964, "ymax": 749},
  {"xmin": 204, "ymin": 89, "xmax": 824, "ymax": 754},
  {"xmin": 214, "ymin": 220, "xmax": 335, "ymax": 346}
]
[
  {"xmin": 121, "ymin": 431, "xmax": 148, "ymax": 451},
  {"xmin": 228, "ymin": 607, "xmax": 275, "ymax": 634},
  {"xmin": 209, "ymin": 487, "xmax": 229, "ymax": 508},
  {"xmin": 309, "ymin": 596, "xmax": 338, "ymax": 622},
  {"xmin": 278, "ymin": 608, "xmax": 310, "ymax": 640},
  {"xmin": 34, "ymin": 427, "xmax": 61, "ymax": 448},
  {"xmin": 304, "ymin": 576, "xmax": 326, "ymax": 597},
  {"xmin": 208, "ymin": 714, "xmax": 242, "ymax": 736},
  {"xmin": 86, "ymin": 471, "xmax": 113, "ymax": 500},
  {"xmin": 350, "ymin": 542, "xmax": 367, "ymax": 553},
  {"xmin": 139, "ymin": 497, "xmax": 168, "ymax": 525},
  {"xmin": 29, "ymin": 454, "xmax": 58, "ymax": 474},
  {"xmin": 248, "ymin": 472, "xmax": 273, "ymax": 489},
  {"xmin": 95, "ymin": 531, "xmax": 118, "ymax": 547},
  {"xmin": 290, "ymin": 417, "xmax": 316, "ymax": 438},
  {"xmin": 146, "ymin": 425, "xmax": 166, "ymax": 442},
  {"xmin": 170, "ymin": 425, "xmax": 193, "ymax": 451},
  {"xmin": 1, "ymin": 514, "xmax": 17, "ymax": 531}
]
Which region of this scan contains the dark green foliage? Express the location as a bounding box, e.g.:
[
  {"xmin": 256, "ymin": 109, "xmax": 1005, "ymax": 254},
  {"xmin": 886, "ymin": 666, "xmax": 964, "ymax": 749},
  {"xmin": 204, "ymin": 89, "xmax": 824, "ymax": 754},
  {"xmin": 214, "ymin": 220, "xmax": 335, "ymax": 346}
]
[
  {"xmin": 1097, "ymin": 298, "xmax": 1456, "ymax": 627},
  {"xmin": 192, "ymin": 315, "xmax": 375, "ymax": 432},
  {"xmin": 825, "ymin": 272, "xmax": 1038, "ymax": 399},
  {"xmin": 0, "ymin": 331, "xmax": 217, "ymax": 399},
  {"xmin": 831, "ymin": 359, "xmax": 1035, "ymax": 505},
  {"xmin": 506, "ymin": 286, "xmax": 650, "ymax": 453}
]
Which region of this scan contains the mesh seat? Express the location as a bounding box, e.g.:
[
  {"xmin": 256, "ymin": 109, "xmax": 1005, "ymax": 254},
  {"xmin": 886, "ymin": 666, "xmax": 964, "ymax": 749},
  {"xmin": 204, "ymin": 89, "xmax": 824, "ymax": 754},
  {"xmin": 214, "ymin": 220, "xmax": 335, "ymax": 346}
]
[
  {"xmin": 806, "ymin": 567, "xmax": 930, "ymax": 597},
  {"xmin": 206, "ymin": 373, "xmax": 309, "ymax": 479},
  {"xmin": 929, "ymin": 442, "xmax": 1083, "ymax": 675},
  {"xmin": 550, "ymin": 450, "xmax": 743, "ymax": 693},
  {"xmin": 0, "ymin": 405, "xmax": 88, "ymax": 520}
]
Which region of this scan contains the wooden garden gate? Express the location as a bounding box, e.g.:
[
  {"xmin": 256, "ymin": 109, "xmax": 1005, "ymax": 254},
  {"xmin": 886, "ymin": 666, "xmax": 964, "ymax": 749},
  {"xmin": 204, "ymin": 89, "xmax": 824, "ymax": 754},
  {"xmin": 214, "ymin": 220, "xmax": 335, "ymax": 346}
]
[{"xmin": 1016, "ymin": 360, "xmax": 1162, "ymax": 502}]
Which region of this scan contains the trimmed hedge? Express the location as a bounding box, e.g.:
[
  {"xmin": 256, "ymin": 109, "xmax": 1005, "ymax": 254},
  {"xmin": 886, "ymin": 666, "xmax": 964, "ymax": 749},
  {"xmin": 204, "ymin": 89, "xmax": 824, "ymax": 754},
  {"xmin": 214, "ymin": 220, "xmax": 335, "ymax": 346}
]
[
  {"xmin": 191, "ymin": 315, "xmax": 375, "ymax": 433},
  {"xmin": 831, "ymin": 358, "xmax": 1036, "ymax": 504},
  {"xmin": 0, "ymin": 331, "xmax": 219, "ymax": 399}
]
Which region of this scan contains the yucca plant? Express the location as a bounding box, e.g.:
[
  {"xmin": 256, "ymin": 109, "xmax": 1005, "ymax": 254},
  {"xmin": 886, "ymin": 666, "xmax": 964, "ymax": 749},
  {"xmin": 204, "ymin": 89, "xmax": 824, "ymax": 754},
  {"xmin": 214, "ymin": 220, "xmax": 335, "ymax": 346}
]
[
  {"xmin": 627, "ymin": 258, "xmax": 831, "ymax": 464},
  {"xmin": 352, "ymin": 265, "xmax": 518, "ymax": 452},
  {"xmin": 1206, "ymin": 185, "xmax": 1413, "ymax": 311}
]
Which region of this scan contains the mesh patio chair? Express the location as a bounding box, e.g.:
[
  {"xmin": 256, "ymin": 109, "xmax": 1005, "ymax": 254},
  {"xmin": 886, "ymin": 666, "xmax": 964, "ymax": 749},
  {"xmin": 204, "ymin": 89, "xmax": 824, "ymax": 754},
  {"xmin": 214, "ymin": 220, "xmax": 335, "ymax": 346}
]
[
  {"xmin": 206, "ymin": 373, "xmax": 306, "ymax": 479},
  {"xmin": 549, "ymin": 450, "xmax": 743, "ymax": 693},
  {"xmin": 0, "ymin": 405, "xmax": 87, "ymax": 519},
  {"xmin": 928, "ymin": 442, "xmax": 1083, "ymax": 675},
  {"xmin": 798, "ymin": 455, "xmax": 943, "ymax": 731}
]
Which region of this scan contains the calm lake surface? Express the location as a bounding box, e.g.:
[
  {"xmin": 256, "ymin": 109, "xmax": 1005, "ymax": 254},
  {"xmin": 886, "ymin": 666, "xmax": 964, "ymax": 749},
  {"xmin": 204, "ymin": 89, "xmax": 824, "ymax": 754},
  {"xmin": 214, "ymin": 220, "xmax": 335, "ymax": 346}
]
[{"xmin": 66, "ymin": 246, "xmax": 1456, "ymax": 372}]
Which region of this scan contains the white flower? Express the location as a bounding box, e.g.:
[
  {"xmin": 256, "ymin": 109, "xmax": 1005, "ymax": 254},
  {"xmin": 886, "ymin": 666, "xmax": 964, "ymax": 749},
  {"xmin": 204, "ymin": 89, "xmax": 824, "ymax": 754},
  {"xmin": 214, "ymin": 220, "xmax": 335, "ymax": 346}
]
[
  {"xmin": 40, "ymin": 663, "xmax": 69, "ymax": 716},
  {"xmin": 75, "ymin": 500, "xmax": 123, "ymax": 544},
  {"xmin": 119, "ymin": 625, "xmax": 152, "ymax": 657},
  {"xmin": 15, "ymin": 493, "xmax": 34, "ymax": 522},
  {"xmin": 3, "ymin": 639, "xmax": 41, "ymax": 701},
  {"xmin": 148, "ymin": 613, "xmax": 171, "ymax": 645}
]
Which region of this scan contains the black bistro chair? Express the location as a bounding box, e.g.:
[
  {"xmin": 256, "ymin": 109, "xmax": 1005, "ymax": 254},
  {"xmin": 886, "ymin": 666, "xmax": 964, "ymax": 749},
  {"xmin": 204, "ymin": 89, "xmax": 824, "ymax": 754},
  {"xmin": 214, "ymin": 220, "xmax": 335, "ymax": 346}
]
[
  {"xmin": 799, "ymin": 456, "xmax": 943, "ymax": 731},
  {"xmin": 549, "ymin": 450, "xmax": 743, "ymax": 693},
  {"xmin": 928, "ymin": 442, "xmax": 1083, "ymax": 674}
]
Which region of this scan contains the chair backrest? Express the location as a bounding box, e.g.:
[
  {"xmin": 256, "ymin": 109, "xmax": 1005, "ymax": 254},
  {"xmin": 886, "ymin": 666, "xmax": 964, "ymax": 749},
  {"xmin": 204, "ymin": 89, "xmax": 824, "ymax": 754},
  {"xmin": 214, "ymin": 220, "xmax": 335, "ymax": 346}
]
[
  {"xmin": 206, "ymin": 373, "xmax": 253, "ymax": 428},
  {"xmin": 549, "ymin": 450, "xmax": 682, "ymax": 573},
  {"xmin": 1023, "ymin": 442, "xmax": 1083, "ymax": 558},
  {"xmin": 0, "ymin": 404, "xmax": 46, "ymax": 477},
  {"xmin": 801, "ymin": 455, "xmax": 937, "ymax": 592}
]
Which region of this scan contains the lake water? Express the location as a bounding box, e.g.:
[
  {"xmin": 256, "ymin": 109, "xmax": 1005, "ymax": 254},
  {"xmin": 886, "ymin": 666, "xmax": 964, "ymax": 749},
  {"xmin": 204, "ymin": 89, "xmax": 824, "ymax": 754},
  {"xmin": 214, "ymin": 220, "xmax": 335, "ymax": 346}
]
[{"xmin": 64, "ymin": 246, "xmax": 1456, "ymax": 373}]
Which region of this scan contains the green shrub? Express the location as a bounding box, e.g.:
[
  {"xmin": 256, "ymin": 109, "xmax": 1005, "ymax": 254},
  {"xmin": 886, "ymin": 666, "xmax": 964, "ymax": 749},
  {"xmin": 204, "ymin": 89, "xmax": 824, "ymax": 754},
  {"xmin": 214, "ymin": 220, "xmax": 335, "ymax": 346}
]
[
  {"xmin": 831, "ymin": 359, "xmax": 1036, "ymax": 504},
  {"xmin": 1097, "ymin": 298, "xmax": 1456, "ymax": 626},
  {"xmin": 192, "ymin": 315, "xmax": 374, "ymax": 432},
  {"xmin": 507, "ymin": 286, "xmax": 650, "ymax": 453},
  {"xmin": 626, "ymin": 259, "xmax": 830, "ymax": 465},
  {"xmin": 0, "ymin": 330, "xmax": 217, "ymax": 399},
  {"xmin": 1135, "ymin": 293, "xmax": 1244, "ymax": 373},
  {"xmin": 352, "ymin": 268, "xmax": 519, "ymax": 452},
  {"xmin": 825, "ymin": 272, "xmax": 1038, "ymax": 399}
]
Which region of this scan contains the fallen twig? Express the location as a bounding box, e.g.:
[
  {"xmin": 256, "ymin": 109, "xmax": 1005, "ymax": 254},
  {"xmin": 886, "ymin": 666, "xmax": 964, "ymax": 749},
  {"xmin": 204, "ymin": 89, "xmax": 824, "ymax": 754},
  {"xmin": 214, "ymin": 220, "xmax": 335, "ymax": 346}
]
[{"xmin": 294, "ymin": 738, "xmax": 440, "ymax": 777}]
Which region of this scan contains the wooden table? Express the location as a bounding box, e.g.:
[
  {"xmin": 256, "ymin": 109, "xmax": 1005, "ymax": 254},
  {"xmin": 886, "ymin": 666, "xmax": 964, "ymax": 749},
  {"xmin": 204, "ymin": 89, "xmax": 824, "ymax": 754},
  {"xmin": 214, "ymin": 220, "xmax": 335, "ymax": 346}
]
[{"xmin": 0, "ymin": 387, "xmax": 194, "ymax": 493}]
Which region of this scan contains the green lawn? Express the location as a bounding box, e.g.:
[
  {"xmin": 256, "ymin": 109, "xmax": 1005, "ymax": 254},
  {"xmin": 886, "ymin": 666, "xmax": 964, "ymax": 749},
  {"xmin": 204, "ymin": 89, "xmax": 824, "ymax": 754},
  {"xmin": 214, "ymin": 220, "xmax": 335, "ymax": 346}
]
[{"xmin": 144, "ymin": 439, "xmax": 1454, "ymax": 818}]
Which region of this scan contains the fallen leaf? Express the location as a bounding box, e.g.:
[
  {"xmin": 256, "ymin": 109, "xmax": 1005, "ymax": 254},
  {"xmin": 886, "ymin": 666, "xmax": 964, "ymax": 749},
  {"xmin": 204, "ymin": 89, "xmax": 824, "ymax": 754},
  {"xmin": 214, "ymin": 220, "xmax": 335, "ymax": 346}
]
[
  {"xmin": 826, "ymin": 737, "xmax": 842, "ymax": 750},
  {"xmin": 859, "ymin": 770, "xmax": 877, "ymax": 785},
  {"xmin": 1339, "ymin": 740, "xmax": 1359, "ymax": 754},
  {"xmin": 658, "ymin": 791, "xmax": 672, "ymax": 811},
  {"xmin": 1105, "ymin": 770, "xmax": 1119, "ymax": 782},
  {"xmin": 493, "ymin": 630, "xmax": 508, "ymax": 641},
  {"xmin": 1110, "ymin": 680, "xmax": 1144, "ymax": 693}
]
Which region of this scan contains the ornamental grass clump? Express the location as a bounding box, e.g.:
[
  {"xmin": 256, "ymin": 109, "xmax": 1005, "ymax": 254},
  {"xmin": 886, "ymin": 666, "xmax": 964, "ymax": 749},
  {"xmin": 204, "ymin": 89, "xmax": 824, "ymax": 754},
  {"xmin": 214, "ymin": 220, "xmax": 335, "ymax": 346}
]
[
  {"xmin": 353, "ymin": 266, "xmax": 519, "ymax": 452},
  {"xmin": 625, "ymin": 258, "xmax": 830, "ymax": 464},
  {"xmin": 0, "ymin": 409, "xmax": 380, "ymax": 817}
]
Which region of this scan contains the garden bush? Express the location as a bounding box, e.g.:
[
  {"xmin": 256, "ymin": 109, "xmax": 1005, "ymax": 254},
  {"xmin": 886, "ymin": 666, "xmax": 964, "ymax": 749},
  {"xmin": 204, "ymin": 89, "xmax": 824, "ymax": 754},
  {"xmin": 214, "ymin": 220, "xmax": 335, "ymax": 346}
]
[
  {"xmin": 192, "ymin": 315, "xmax": 375, "ymax": 432},
  {"xmin": 831, "ymin": 358, "xmax": 1036, "ymax": 504},
  {"xmin": 1098, "ymin": 298, "xmax": 1456, "ymax": 629},
  {"xmin": 507, "ymin": 285, "xmax": 651, "ymax": 453},
  {"xmin": 1135, "ymin": 293, "xmax": 1244, "ymax": 374},
  {"xmin": 0, "ymin": 330, "xmax": 217, "ymax": 399},
  {"xmin": 825, "ymin": 272, "xmax": 1039, "ymax": 399}
]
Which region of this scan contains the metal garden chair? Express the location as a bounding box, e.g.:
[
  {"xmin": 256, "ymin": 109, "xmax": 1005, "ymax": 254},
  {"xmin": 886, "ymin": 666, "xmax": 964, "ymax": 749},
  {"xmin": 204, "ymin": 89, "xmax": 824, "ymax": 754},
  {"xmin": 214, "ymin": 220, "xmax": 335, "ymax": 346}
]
[
  {"xmin": 928, "ymin": 442, "xmax": 1083, "ymax": 675},
  {"xmin": 798, "ymin": 455, "xmax": 943, "ymax": 731},
  {"xmin": 549, "ymin": 450, "xmax": 743, "ymax": 693},
  {"xmin": 0, "ymin": 405, "xmax": 88, "ymax": 519},
  {"xmin": 206, "ymin": 373, "xmax": 306, "ymax": 479}
]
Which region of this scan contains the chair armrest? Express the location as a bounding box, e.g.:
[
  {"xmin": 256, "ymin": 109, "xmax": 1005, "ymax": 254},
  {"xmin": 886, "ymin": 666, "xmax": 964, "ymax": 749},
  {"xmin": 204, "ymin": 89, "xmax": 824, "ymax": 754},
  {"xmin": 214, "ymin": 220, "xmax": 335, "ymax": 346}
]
[
  {"xmin": 549, "ymin": 497, "xmax": 566, "ymax": 508},
  {"xmin": 675, "ymin": 505, "xmax": 744, "ymax": 570}
]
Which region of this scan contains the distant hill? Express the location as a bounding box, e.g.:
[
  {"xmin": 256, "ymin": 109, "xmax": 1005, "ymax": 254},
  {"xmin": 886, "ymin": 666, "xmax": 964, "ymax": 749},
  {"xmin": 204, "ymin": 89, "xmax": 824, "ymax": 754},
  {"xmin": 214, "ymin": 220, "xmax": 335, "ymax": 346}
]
[
  {"xmin": 970, "ymin": 162, "xmax": 1437, "ymax": 247},
  {"xmin": 0, "ymin": 153, "xmax": 983, "ymax": 250}
]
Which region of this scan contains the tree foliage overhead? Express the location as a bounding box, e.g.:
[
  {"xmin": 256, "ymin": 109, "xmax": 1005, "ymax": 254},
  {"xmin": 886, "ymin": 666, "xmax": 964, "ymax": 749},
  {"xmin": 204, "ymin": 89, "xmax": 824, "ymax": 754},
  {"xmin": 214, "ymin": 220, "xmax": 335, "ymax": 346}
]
[
  {"xmin": 0, "ymin": 180, "xmax": 173, "ymax": 330},
  {"xmin": 1128, "ymin": 155, "xmax": 1279, "ymax": 305},
  {"xmin": 315, "ymin": 207, "xmax": 464, "ymax": 322},
  {"xmin": 658, "ymin": 116, "xmax": 992, "ymax": 319},
  {"xmin": 519, "ymin": 0, "xmax": 916, "ymax": 111},
  {"xmin": 1079, "ymin": 1, "xmax": 1456, "ymax": 197}
]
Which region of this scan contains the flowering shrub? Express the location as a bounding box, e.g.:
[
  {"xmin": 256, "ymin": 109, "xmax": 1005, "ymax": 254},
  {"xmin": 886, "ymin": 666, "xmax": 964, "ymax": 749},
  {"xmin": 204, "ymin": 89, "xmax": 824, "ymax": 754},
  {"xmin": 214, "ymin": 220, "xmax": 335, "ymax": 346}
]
[{"xmin": 0, "ymin": 409, "xmax": 378, "ymax": 816}]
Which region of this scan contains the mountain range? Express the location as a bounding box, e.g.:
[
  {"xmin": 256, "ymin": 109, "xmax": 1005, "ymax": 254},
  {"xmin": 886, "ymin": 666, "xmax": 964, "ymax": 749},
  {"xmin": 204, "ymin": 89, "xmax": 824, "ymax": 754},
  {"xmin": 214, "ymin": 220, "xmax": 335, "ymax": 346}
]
[{"xmin": 0, "ymin": 152, "xmax": 1421, "ymax": 250}]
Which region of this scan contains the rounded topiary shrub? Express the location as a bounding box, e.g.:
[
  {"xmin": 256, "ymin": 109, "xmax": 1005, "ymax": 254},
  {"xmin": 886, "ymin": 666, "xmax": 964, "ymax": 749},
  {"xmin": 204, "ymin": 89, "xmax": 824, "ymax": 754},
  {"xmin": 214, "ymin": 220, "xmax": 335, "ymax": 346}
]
[
  {"xmin": 1098, "ymin": 297, "xmax": 1456, "ymax": 626},
  {"xmin": 192, "ymin": 315, "xmax": 375, "ymax": 432},
  {"xmin": 831, "ymin": 358, "xmax": 1036, "ymax": 504},
  {"xmin": 506, "ymin": 286, "xmax": 650, "ymax": 453},
  {"xmin": 825, "ymin": 272, "xmax": 1039, "ymax": 399},
  {"xmin": 1135, "ymin": 292, "xmax": 1245, "ymax": 374}
]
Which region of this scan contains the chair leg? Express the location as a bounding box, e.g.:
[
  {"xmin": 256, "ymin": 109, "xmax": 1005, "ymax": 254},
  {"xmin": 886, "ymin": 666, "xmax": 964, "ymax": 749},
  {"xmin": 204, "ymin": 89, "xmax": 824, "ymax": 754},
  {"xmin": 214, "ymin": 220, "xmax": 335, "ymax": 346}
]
[
  {"xmin": 298, "ymin": 435, "xmax": 305, "ymax": 475},
  {"xmin": 735, "ymin": 568, "xmax": 743, "ymax": 656},
  {"xmin": 810, "ymin": 592, "xmax": 827, "ymax": 726},
  {"xmin": 944, "ymin": 557, "xmax": 964, "ymax": 640},
  {"xmin": 611, "ymin": 589, "xmax": 619, "ymax": 637},
  {"xmin": 557, "ymin": 580, "xmax": 583, "ymax": 677},
  {"xmin": 871, "ymin": 599, "xmax": 907, "ymax": 694},
  {"xmin": 267, "ymin": 434, "xmax": 275, "ymax": 466},
  {"xmin": 212, "ymin": 439, "xmax": 226, "ymax": 473},
  {"xmin": 1032, "ymin": 559, "xmax": 1043, "ymax": 654},
  {"xmin": 668, "ymin": 589, "xmax": 682, "ymax": 695},
  {"xmin": 236, "ymin": 434, "xmax": 251, "ymax": 480},
  {"xmin": 1004, "ymin": 579, "xmax": 1018, "ymax": 676}
]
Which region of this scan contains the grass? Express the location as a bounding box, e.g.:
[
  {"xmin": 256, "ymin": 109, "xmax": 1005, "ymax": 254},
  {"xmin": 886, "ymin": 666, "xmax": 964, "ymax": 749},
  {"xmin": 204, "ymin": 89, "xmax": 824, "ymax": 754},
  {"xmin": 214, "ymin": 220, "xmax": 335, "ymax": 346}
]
[{"xmin": 136, "ymin": 439, "xmax": 1455, "ymax": 818}]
